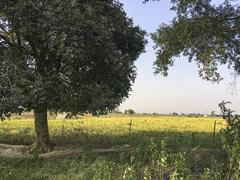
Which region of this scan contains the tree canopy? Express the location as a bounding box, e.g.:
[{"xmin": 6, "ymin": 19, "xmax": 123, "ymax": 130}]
[
  {"xmin": 147, "ymin": 0, "xmax": 240, "ymax": 82},
  {"xmin": 0, "ymin": 0, "xmax": 146, "ymax": 118}
]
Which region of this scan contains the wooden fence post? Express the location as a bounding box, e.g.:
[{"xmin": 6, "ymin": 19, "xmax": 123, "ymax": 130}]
[
  {"xmin": 212, "ymin": 120, "xmax": 217, "ymax": 149},
  {"xmin": 129, "ymin": 119, "xmax": 132, "ymax": 136}
]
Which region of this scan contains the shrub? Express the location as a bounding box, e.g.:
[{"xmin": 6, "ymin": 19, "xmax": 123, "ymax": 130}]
[{"xmin": 219, "ymin": 101, "xmax": 240, "ymax": 179}]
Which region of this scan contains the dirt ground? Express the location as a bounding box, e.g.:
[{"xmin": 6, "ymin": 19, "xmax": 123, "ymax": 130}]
[{"xmin": 0, "ymin": 144, "xmax": 131, "ymax": 159}]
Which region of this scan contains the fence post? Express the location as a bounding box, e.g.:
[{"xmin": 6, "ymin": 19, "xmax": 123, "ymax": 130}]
[
  {"xmin": 212, "ymin": 120, "xmax": 217, "ymax": 149},
  {"xmin": 61, "ymin": 124, "xmax": 65, "ymax": 142},
  {"xmin": 191, "ymin": 132, "xmax": 196, "ymax": 147},
  {"xmin": 129, "ymin": 119, "xmax": 132, "ymax": 136}
]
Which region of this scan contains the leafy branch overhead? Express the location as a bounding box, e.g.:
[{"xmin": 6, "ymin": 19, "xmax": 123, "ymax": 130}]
[{"xmin": 146, "ymin": 0, "xmax": 240, "ymax": 82}]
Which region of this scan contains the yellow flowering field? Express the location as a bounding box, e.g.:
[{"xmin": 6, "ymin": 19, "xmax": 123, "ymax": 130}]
[{"xmin": 0, "ymin": 115, "xmax": 225, "ymax": 149}]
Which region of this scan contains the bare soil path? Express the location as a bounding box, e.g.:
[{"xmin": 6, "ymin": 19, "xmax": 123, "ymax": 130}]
[{"xmin": 0, "ymin": 144, "xmax": 131, "ymax": 159}]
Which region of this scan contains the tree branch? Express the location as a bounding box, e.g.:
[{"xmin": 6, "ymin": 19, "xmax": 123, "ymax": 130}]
[
  {"xmin": 0, "ymin": 33, "xmax": 17, "ymax": 48},
  {"xmin": 0, "ymin": 33, "xmax": 35, "ymax": 56}
]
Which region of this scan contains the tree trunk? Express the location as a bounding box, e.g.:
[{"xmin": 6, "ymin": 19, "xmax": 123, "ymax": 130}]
[{"xmin": 31, "ymin": 109, "xmax": 52, "ymax": 153}]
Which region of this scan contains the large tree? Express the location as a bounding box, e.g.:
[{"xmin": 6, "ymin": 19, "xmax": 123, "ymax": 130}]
[
  {"xmin": 146, "ymin": 0, "xmax": 240, "ymax": 82},
  {"xmin": 0, "ymin": 0, "xmax": 146, "ymax": 153}
]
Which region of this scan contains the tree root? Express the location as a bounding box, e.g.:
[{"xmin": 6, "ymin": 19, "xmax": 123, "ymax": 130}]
[{"xmin": 29, "ymin": 143, "xmax": 53, "ymax": 154}]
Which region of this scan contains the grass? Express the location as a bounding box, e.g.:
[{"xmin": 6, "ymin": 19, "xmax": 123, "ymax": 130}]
[{"xmin": 0, "ymin": 115, "xmax": 229, "ymax": 179}]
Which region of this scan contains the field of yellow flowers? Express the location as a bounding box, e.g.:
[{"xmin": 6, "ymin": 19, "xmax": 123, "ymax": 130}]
[{"xmin": 0, "ymin": 115, "xmax": 225, "ymax": 148}]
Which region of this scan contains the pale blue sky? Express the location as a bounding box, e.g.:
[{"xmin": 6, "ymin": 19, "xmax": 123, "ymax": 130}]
[{"xmin": 119, "ymin": 0, "xmax": 240, "ymax": 114}]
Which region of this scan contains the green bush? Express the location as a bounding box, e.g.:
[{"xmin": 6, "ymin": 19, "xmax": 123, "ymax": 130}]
[{"xmin": 219, "ymin": 101, "xmax": 240, "ymax": 179}]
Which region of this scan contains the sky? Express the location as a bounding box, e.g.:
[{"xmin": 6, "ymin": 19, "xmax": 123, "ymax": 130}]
[{"xmin": 118, "ymin": 0, "xmax": 240, "ymax": 114}]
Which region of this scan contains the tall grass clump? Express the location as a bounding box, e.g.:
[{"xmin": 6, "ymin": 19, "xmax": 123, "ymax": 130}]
[{"xmin": 118, "ymin": 138, "xmax": 191, "ymax": 179}]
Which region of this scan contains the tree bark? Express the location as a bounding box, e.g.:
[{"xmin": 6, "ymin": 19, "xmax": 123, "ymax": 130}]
[{"xmin": 31, "ymin": 109, "xmax": 52, "ymax": 153}]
